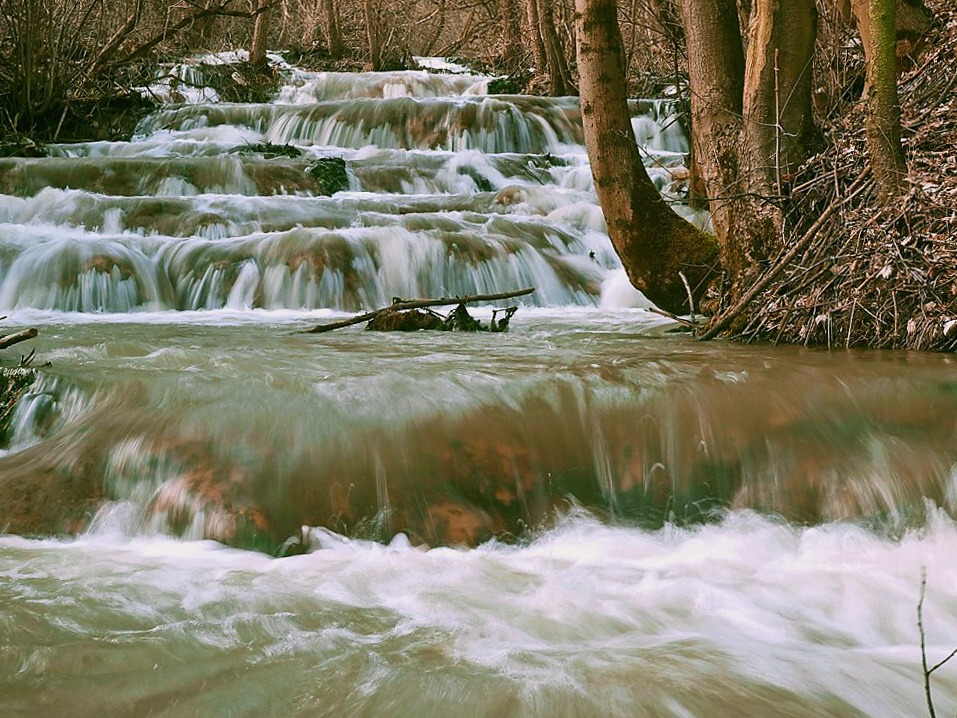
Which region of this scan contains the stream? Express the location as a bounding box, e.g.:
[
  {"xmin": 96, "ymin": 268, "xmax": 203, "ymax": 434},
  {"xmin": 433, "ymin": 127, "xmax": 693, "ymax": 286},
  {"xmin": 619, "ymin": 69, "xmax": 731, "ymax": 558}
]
[{"xmin": 1, "ymin": 55, "xmax": 956, "ymax": 716}]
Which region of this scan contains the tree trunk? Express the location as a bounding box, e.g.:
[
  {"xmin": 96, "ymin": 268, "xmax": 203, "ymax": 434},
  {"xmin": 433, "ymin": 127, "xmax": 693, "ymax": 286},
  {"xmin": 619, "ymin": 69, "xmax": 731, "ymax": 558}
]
[
  {"xmin": 249, "ymin": 0, "xmax": 269, "ymax": 67},
  {"xmin": 741, "ymin": 0, "xmax": 818, "ymax": 178},
  {"xmin": 364, "ymin": 0, "xmax": 381, "ymax": 70},
  {"xmin": 540, "ymin": 0, "xmax": 576, "ymax": 95},
  {"xmin": 676, "ymin": 0, "xmax": 752, "ymax": 278},
  {"xmin": 575, "ymin": 0, "xmax": 719, "ymax": 314},
  {"xmin": 500, "ymin": 0, "xmax": 524, "ymax": 73},
  {"xmin": 526, "ymin": 0, "xmax": 548, "ymax": 71},
  {"xmin": 851, "ymin": 0, "xmax": 908, "ymax": 202},
  {"xmin": 323, "ymin": 0, "xmax": 343, "ymax": 59}
]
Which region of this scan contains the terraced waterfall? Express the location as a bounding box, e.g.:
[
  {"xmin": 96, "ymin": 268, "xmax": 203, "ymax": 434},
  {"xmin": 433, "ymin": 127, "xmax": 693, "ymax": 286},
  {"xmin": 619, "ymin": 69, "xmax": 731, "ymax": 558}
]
[{"xmin": 1, "ymin": 58, "xmax": 956, "ymax": 716}]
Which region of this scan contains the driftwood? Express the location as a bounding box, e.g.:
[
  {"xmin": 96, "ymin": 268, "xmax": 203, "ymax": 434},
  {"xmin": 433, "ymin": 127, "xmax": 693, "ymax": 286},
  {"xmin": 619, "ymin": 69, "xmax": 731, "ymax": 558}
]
[
  {"xmin": 302, "ymin": 288, "xmax": 535, "ymax": 334},
  {"xmin": 0, "ymin": 328, "xmax": 37, "ymax": 350}
]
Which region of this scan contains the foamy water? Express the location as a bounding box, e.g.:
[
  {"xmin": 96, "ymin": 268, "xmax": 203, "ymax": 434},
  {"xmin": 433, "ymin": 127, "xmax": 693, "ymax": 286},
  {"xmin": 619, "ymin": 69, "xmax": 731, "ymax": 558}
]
[{"xmin": 3, "ymin": 511, "xmax": 957, "ymax": 716}]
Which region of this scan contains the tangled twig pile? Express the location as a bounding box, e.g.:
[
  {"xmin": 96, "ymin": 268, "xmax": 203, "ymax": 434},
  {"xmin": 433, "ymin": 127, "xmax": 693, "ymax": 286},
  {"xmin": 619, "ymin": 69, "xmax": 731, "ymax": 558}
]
[{"xmin": 738, "ymin": 6, "xmax": 957, "ymax": 351}]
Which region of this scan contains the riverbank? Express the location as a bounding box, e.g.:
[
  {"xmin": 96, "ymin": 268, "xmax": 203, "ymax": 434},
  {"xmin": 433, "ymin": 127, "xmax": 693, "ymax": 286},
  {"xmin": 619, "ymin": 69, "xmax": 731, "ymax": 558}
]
[{"xmin": 739, "ymin": 6, "xmax": 956, "ymax": 351}]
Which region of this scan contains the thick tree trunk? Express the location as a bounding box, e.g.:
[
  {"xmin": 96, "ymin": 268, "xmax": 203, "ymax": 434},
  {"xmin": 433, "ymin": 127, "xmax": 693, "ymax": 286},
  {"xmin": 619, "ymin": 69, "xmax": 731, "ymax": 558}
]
[
  {"xmin": 676, "ymin": 0, "xmax": 752, "ymax": 278},
  {"xmin": 575, "ymin": 0, "xmax": 719, "ymax": 314},
  {"xmin": 741, "ymin": 0, "xmax": 818, "ymax": 178},
  {"xmin": 851, "ymin": 0, "xmax": 908, "ymax": 202},
  {"xmin": 323, "ymin": 0, "xmax": 343, "ymax": 59},
  {"xmin": 249, "ymin": 0, "xmax": 269, "ymax": 67}
]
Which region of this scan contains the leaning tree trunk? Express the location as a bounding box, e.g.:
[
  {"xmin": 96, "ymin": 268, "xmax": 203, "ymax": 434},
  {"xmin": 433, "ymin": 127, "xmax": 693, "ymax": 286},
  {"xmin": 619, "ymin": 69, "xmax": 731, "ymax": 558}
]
[
  {"xmin": 249, "ymin": 0, "xmax": 269, "ymax": 67},
  {"xmin": 851, "ymin": 0, "xmax": 908, "ymax": 202},
  {"xmin": 575, "ymin": 0, "xmax": 719, "ymax": 314},
  {"xmin": 323, "ymin": 0, "xmax": 343, "ymax": 59}
]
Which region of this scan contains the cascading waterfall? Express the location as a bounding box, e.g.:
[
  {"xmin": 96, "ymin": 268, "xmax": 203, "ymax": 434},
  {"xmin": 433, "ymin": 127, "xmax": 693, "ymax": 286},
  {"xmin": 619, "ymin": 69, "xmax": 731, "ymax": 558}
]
[{"xmin": 1, "ymin": 54, "xmax": 956, "ymax": 718}]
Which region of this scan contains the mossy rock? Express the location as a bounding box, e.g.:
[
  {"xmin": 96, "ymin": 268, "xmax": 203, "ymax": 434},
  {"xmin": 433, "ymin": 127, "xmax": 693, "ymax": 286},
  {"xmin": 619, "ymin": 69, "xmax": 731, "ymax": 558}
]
[
  {"xmin": 307, "ymin": 157, "xmax": 349, "ymax": 195},
  {"xmin": 0, "ymin": 368, "xmax": 36, "ymax": 441},
  {"xmin": 229, "ymin": 142, "xmax": 303, "ymax": 159}
]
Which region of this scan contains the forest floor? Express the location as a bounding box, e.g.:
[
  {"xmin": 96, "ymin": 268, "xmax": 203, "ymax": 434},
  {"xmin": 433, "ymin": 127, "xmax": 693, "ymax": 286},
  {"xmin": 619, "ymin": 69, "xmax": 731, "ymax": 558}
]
[{"xmin": 739, "ymin": 6, "xmax": 957, "ymax": 351}]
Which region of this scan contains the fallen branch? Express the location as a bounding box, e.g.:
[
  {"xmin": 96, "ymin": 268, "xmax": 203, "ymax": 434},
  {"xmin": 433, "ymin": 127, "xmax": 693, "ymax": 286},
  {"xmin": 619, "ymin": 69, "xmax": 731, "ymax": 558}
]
[
  {"xmin": 0, "ymin": 327, "xmax": 37, "ymax": 350},
  {"xmin": 301, "ymin": 288, "xmax": 535, "ymax": 334}
]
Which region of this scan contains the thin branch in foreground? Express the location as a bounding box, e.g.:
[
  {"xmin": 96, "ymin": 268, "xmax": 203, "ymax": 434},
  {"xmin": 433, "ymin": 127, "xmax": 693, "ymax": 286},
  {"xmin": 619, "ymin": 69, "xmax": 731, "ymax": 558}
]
[{"xmin": 918, "ymin": 566, "xmax": 957, "ymax": 718}]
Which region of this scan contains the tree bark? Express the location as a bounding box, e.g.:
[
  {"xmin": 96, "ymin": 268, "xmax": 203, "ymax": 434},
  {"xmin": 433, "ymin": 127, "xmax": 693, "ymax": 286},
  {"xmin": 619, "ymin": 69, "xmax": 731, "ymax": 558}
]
[
  {"xmin": 741, "ymin": 0, "xmax": 818, "ymax": 177},
  {"xmin": 526, "ymin": 0, "xmax": 548, "ymax": 71},
  {"xmin": 249, "ymin": 0, "xmax": 269, "ymax": 67},
  {"xmin": 540, "ymin": 0, "xmax": 576, "ymax": 95},
  {"xmin": 323, "ymin": 0, "xmax": 343, "ymax": 59},
  {"xmin": 500, "ymin": 0, "xmax": 524, "ymax": 73},
  {"xmin": 576, "ymin": 0, "xmax": 719, "ymax": 314},
  {"xmin": 851, "ymin": 0, "xmax": 908, "ymax": 202}
]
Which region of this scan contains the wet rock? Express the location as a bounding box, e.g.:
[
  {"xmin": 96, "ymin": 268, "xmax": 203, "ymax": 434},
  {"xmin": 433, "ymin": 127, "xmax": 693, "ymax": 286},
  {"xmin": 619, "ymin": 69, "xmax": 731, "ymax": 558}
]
[
  {"xmin": 366, "ymin": 308, "xmax": 445, "ymax": 331},
  {"xmin": 0, "ymin": 368, "xmax": 35, "ymax": 439},
  {"xmin": 307, "ymin": 157, "xmax": 349, "ymax": 195}
]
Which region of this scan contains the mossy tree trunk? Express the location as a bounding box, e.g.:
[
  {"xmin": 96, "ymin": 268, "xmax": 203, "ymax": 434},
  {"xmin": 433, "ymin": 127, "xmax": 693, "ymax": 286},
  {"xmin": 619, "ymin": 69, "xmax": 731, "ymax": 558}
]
[
  {"xmin": 851, "ymin": 0, "xmax": 908, "ymax": 202},
  {"xmin": 575, "ymin": 0, "xmax": 719, "ymax": 314}
]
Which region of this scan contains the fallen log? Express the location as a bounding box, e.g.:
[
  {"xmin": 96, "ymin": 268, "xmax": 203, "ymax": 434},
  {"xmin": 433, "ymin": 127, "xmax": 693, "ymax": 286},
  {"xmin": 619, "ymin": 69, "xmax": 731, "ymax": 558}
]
[
  {"xmin": 301, "ymin": 288, "xmax": 536, "ymax": 334},
  {"xmin": 0, "ymin": 328, "xmax": 38, "ymax": 350}
]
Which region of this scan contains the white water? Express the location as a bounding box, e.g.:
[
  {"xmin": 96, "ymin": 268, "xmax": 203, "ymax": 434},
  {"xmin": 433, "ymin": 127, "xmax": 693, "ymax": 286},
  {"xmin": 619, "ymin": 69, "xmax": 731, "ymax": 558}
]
[
  {"xmin": 2, "ymin": 53, "xmax": 957, "ymax": 717},
  {"xmin": 3, "ymin": 512, "xmax": 957, "ymax": 716}
]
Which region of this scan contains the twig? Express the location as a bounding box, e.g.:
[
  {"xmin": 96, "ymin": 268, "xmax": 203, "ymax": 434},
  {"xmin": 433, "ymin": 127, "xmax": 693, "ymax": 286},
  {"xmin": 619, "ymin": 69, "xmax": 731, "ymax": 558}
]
[
  {"xmin": 645, "ymin": 307, "xmax": 700, "ymax": 328},
  {"xmin": 678, "ymin": 271, "xmax": 695, "ymax": 324},
  {"xmin": 919, "ymin": 566, "xmax": 957, "ymax": 718},
  {"xmin": 301, "ymin": 288, "xmax": 536, "ymax": 334},
  {"xmin": 699, "ymin": 168, "xmax": 872, "ymax": 341}
]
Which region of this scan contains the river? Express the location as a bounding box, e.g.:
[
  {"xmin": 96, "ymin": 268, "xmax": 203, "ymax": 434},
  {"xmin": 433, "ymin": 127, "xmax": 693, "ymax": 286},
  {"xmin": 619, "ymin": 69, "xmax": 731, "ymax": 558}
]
[{"xmin": 1, "ymin": 55, "xmax": 956, "ymax": 716}]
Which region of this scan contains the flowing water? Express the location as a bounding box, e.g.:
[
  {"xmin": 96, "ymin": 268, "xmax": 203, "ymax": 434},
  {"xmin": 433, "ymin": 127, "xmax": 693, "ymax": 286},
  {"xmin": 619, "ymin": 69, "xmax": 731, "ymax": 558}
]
[{"xmin": 1, "ymin": 56, "xmax": 956, "ymax": 717}]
